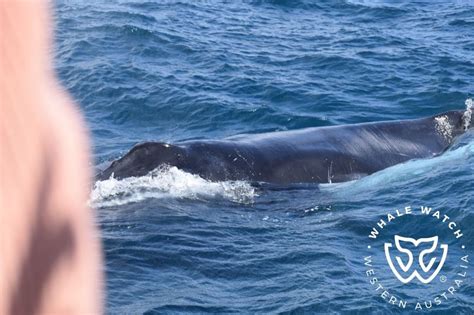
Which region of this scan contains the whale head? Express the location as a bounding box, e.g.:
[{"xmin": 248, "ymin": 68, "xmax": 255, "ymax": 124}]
[
  {"xmin": 97, "ymin": 142, "xmax": 186, "ymax": 180},
  {"xmin": 465, "ymin": 111, "xmax": 474, "ymax": 130},
  {"xmin": 432, "ymin": 110, "xmax": 473, "ymax": 143}
]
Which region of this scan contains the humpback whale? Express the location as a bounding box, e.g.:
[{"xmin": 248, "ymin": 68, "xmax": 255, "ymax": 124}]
[{"xmin": 97, "ymin": 110, "xmax": 472, "ymax": 184}]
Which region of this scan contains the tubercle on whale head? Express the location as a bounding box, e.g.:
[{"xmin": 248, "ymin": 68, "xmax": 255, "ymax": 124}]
[
  {"xmin": 96, "ymin": 142, "xmax": 186, "ymax": 181},
  {"xmin": 433, "ymin": 110, "xmax": 472, "ymax": 140},
  {"xmin": 462, "ymin": 110, "xmax": 473, "ymax": 131},
  {"xmin": 463, "ymin": 98, "xmax": 473, "ymax": 130}
]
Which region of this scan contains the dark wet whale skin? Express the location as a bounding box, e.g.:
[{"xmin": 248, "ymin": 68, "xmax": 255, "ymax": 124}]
[{"xmin": 97, "ymin": 110, "xmax": 472, "ymax": 184}]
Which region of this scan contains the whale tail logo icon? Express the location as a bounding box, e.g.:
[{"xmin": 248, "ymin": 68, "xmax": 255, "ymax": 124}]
[{"xmin": 384, "ymin": 235, "xmax": 448, "ymax": 284}]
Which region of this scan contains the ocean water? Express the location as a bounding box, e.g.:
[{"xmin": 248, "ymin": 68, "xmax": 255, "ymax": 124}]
[{"xmin": 54, "ymin": 1, "xmax": 474, "ymax": 314}]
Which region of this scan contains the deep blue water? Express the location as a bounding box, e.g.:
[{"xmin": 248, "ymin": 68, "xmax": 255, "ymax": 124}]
[{"xmin": 54, "ymin": 1, "xmax": 473, "ymax": 314}]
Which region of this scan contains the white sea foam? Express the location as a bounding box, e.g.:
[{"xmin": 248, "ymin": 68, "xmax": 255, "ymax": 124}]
[{"xmin": 90, "ymin": 166, "xmax": 257, "ymax": 207}]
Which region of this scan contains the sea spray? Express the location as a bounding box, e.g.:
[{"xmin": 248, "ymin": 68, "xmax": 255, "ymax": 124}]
[{"xmin": 90, "ymin": 166, "xmax": 257, "ymax": 207}]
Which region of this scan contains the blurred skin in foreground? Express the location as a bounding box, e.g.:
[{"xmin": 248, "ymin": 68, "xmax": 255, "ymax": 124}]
[{"xmin": 0, "ymin": 1, "xmax": 102, "ymax": 314}]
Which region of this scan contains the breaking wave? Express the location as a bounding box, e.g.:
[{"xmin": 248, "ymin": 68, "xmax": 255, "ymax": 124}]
[
  {"xmin": 90, "ymin": 166, "xmax": 258, "ymax": 207},
  {"xmin": 320, "ymin": 138, "xmax": 474, "ymax": 196}
]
